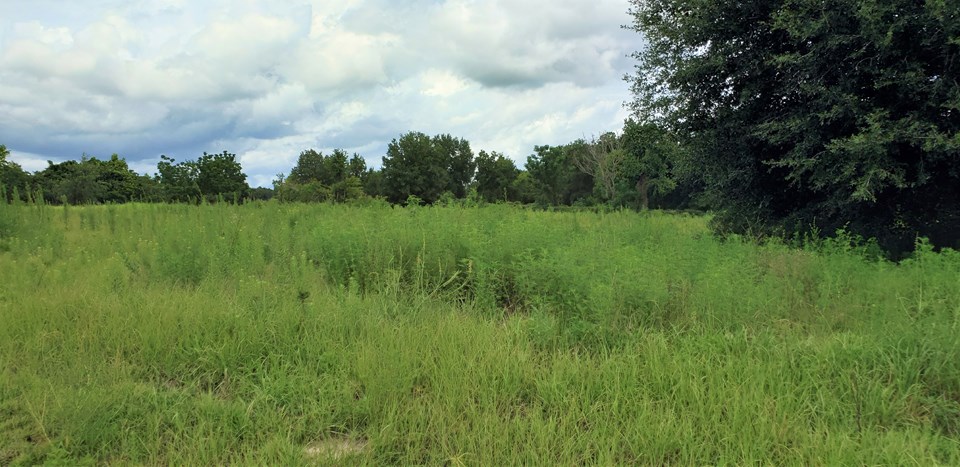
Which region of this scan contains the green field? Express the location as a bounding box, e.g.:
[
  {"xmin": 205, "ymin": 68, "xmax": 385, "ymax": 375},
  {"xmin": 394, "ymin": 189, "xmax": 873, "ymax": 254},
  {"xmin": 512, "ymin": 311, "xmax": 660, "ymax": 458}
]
[{"xmin": 1, "ymin": 202, "xmax": 958, "ymax": 465}]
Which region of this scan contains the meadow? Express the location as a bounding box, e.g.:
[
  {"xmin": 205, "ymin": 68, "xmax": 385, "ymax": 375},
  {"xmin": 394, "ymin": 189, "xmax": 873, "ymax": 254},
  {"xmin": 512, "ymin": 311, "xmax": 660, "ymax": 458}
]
[{"xmin": 0, "ymin": 201, "xmax": 958, "ymax": 465}]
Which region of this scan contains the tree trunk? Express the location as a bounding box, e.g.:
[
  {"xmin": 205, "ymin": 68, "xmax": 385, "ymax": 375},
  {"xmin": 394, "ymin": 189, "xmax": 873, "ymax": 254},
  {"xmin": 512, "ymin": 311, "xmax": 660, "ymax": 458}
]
[{"xmin": 637, "ymin": 174, "xmax": 649, "ymax": 210}]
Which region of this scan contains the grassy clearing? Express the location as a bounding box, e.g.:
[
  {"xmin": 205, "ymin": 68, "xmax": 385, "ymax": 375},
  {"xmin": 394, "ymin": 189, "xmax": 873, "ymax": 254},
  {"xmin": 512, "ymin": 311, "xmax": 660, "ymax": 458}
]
[{"xmin": 1, "ymin": 202, "xmax": 958, "ymax": 464}]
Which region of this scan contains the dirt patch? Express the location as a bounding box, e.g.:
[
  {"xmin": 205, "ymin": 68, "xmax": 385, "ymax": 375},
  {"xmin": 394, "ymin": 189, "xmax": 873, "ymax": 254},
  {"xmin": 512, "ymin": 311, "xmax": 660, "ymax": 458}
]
[{"xmin": 303, "ymin": 436, "xmax": 369, "ymax": 461}]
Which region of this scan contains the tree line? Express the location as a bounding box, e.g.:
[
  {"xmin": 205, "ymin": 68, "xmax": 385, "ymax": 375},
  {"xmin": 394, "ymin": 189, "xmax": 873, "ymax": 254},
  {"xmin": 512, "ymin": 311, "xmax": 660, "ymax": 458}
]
[
  {"xmin": 0, "ymin": 120, "xmax": 692, "ymax": 211},
  {"xmin": 266, "ymin": 122, "xmax": 695, "ymax": 209},
  {"xmin": 0, "ymin": 146, "xmax": 261, "ymax": 205}
]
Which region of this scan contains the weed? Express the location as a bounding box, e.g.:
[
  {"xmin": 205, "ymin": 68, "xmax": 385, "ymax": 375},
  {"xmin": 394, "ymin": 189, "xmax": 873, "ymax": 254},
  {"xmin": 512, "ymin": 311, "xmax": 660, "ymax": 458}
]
[{"xmin": 0, "ymin": 203, "xmax": 957, "ymax": 464}]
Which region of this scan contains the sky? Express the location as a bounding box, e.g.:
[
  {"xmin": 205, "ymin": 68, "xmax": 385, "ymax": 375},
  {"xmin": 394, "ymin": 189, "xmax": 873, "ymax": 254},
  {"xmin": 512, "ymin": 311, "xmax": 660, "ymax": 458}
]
[{"xmin": 0, "ymin": 0, "xmax": 641, "ymax": 187}]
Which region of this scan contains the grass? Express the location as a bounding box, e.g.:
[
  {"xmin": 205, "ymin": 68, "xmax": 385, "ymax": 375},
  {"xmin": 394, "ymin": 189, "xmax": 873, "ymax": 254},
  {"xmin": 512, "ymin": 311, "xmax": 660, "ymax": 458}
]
[{"xmin": 1, "ymin": 201, "xmax": 958, "ymax": 464}]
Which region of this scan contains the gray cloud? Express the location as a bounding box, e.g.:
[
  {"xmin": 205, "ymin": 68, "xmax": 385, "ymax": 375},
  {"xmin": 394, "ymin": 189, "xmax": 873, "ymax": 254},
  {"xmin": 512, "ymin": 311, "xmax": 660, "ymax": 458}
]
[{"xmin": 0, "ymin": 0, "xmax": 640, "ymax": 186}]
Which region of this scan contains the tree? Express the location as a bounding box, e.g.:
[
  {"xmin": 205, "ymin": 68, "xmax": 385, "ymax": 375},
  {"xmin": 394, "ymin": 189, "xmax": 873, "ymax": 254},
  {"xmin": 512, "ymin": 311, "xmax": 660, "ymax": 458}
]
[
  {"xmin": 247, "ymin": 186, "xmax": 275, "ymax": 201},
  {"xmin": 571, "ymin": 132, "xmax": 625, "ymax": 202},
  {"xmin": 131, "ymin": 172, "xmax": 164, "ymax": 202},
  {"xmin": 475, "ymin": 150, "xmax": 520, "ymax": 202},
  {"xmin": 196, "ymin": 151, "xmax": 247, "ymax": 200},
  {"xmin": 288, "ymin": 149, "xmax": 349, "ymax": 186},
  {"xmin": 288, "ymin": 149, "xmax": 325, "ymax": 185},
  {"xmin": 348, "ymin": 153, "xmax": 367, "ymax": 179},
  {"xmin": 331, "ymin": 176, "xmax": 364, "ymax": 203},
  {"xmin": 156, "ymin": 151, "xmax": 246, "ymax": 203},
  {"xmin": 157, "ymin": 155, "xmax": 201, "ymax": 202},
  {"xmin": 31, "ymin": 154, "xmax": 160, "ymax": 204},
  {"xmin": 434, "ymin": 134, "xmax": 476, "ymax": 198},
  {"xmin": 526, "ymin": 145, "xmax": 566, "ymax": 206},
  {"xmin": 617, "ymin": 120, "xmax": 679, "ymax": 210},
  {"xmin": 627, "ymin": 0, "xmax": 960, "ymax": 253},
  {"xmin": 89, "ymin": 154, "xmax": 144, "ymax": 203},
  {"xmin": 323, "ymin": 149, "xmax": 349, "ymax": 186},
  {"xmin": 35, "ymin": 158, "xmax": 105, "ymax": 205},
  {"xmin": 280, "ymin": 149, "xmax": 366, "ymax": 203},
  {"xmin": 276, "ymin": 179, "xmax": 332, "ymax": 203},
  {"xmin": 0, "ymin": 145, "xmax": 32, "ymax": 202},
  {"xmin": 526, "ymin": 144, "xmax": 594, "ymax": 206},
  {"xmin": 362, "ymin": 168, "xmax": 385, "ymax": 199},
  {"xmin": 380, "ymin": 132, "xmax": 479, "ymax": 204},
  {"xmin": 382, "ymin": 132, "xmax": 450, "ymax": 204},
  {"xmin": 511, "ymin": 171, "xmax": 538, "ymax": 204}
]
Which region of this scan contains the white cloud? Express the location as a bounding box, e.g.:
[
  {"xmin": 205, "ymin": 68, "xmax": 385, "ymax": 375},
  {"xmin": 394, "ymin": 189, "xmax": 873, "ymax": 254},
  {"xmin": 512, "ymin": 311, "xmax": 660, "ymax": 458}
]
[
  {"xmin": 281, "ymin": 28, "xmax": 395, "ymax": 93},
  {"xmin": 0, "ymin": 0, "xmax": 641, "ymax": 186},
  {"xmin": 420, "ymin": 69, "xmax": 471, "ymax": 97},
  {"xmin": 6, "ymin": 151, "xmax": 51, "ymax": 173}
]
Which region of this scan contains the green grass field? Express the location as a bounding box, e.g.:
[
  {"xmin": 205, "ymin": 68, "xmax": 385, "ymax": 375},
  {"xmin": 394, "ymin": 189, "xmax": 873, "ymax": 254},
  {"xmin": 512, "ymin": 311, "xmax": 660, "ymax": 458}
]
[{"xmin": 1, "ymin": 202, "xmax": 958, "ymax": 465}]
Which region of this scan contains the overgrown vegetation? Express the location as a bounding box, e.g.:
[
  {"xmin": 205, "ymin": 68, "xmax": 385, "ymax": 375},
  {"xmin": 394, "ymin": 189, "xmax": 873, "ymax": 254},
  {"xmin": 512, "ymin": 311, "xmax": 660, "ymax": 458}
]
[
  {"xmin": 1, "ymin": 201, "xmax": 958, "ymax": 464},
  {"xmin": 1, "ymin": 5, "xmax": 958, "ymax": 460}
]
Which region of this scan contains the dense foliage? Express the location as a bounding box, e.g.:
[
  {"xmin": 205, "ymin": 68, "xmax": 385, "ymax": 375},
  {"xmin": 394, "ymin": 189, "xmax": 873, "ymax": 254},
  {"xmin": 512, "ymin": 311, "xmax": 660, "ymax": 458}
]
[
  {"xmin": 1, "ymin": 119, "xmax": 687, "ymax": 210},
  {"xmin": 156, "ymin": 151, "xmax": 247, "ymax": 203},
  {"xmin": 275, "ymin": 149, "xmax": 366, "ymax": 203},
  {"xmin": 474, "ymin": 150, "xmax": 521, "ymax": 203},
  {"xmin": 627, "ymin": 0, "xmax": 960, "ymax": 253},
  {"xmin": 381, "ymin": 132, "xmax": 476, "ymax": 204},
  {"xmin": 0, "ymin": 145, "xmax": 31, "ymax": 203},
  {"xmin": 526, "ymin": 143, "xmax": 596, "ymax": 206},
  {"xmin": 35, "ymin": 155, "xmax": 158, "ymax": 205}
]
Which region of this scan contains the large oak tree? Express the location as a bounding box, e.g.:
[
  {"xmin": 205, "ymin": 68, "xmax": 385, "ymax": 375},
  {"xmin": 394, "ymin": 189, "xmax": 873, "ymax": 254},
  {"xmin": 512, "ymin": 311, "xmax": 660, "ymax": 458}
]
[{"xmin": 628, "ymin": 0, "xmax": 960, "ymax": 254}]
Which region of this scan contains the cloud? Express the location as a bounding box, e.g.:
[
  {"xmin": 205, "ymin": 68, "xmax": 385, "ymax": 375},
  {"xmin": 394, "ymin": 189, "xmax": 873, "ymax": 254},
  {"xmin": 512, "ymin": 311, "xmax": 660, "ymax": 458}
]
[
  {"xmin": 0, "ymin": 0, "xmax": 641, "ymax": 186},
  {"xmin": 419, "ymin": 69, "xmax": 471, "ymax": 97},
  {"xmin": 282, "ymin": 28, "xmax": 396, "ymax": 94},
  {"xmin": 425, "ymin": 0, "xmax": 635, "ymax": 88}
]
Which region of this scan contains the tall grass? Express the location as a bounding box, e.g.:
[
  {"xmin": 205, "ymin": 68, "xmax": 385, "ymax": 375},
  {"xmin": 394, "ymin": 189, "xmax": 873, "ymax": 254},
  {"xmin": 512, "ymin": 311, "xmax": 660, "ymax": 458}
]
[{"xmin": 1, "ymin": 201, "xmax": 958, "ymax": 464}]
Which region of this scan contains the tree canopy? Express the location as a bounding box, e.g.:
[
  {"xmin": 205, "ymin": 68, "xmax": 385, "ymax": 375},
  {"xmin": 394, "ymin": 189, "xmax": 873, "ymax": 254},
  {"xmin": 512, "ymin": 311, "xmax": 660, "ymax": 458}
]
[
  {"xmin": 475, "ymin": 150, "xmax": 520, "ymax": 203},
  {"xmin": 526, "ymin": 144, "xmax": 595, "ymax": 206},
  {"xmin": 157, "ymin": 151, "xmax": 247, "ymax": 203},
  {"xmin": 627, "ymin": 0, "xmax": 960, "ymax": 253},
  {"xmin": 1, "ymin": 121, "xmax": 690, "ymax": 211},
  {"xmin": 33, "ymin": 155, "xmax": 155, "ymax": 204},
  {"xmin": 0, "ymin": 145, "xmax": 31, "ymax": 202},
  {"xmin": 278, "ymin": 149, "xmax": 366, "ymax": 203},
  {"xmin": 381, "ymin": 132, "xmax": 476, "ymax": 204}
]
